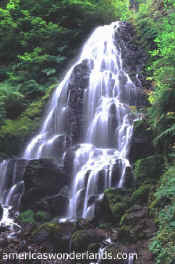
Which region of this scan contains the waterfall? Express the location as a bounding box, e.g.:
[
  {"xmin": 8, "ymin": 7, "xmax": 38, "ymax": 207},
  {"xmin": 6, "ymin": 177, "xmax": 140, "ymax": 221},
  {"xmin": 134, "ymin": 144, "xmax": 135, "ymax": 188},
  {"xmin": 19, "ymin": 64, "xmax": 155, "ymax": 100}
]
[{"xmin": 0, "ymin": 21, "xmax": 142, "ymax": 223}]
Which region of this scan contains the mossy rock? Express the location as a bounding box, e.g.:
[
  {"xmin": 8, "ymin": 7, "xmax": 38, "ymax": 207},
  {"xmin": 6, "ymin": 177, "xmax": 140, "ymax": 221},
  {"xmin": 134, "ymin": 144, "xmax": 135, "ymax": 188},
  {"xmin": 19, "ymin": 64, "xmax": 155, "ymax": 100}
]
[
  {"xmin": 88, "ymin": 243, "xmax": 100, "ymax": 253},
  {"xmin": 119, "ymin": 206, "xmax": 153, "ymax": 243},
  {"xmin": 104, "ymin": 188, "xmax": 131, "ymax": 221},
  {"xmin": 32, "ymin": 221, "xmax": 75, "ymax": 251},
  {"xmin": 32, "ymin": 222, "xmax": 62, "ymax": 236},
  {"xmin": 19, "ymin": 210, "xmax": 35, "ymax": 224},
  {"xmin": 131, "ymin": 183, "xmax": 151, "ymax": 204},
  {"xmin": 119, "ymin": 223, "xmax": 146, "ymax": 243},
  {"xmin": 71, "ymin": 229, "xmax": 104, "ymax": 252},
  {"xmin": 134, "ymin": 155, "xmax": 164, "ymax": 183},
  {"xmin": 120, "ymin": 205, "xmax": 147, "ymax": 227},
  {"xmin": 34, "ymin": 211, "xmax": 51, "ymax": 222}
]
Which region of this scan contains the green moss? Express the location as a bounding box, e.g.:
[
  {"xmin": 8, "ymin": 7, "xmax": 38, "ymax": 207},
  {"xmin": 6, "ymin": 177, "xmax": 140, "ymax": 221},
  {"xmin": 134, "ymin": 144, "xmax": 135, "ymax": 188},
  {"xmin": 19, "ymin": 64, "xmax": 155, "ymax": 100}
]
[
  {"xmin": 98, "ymin": 222, "xmax": 112, "ymax": 229},
  {"xmin": 19, "ymin": 210, "xmax": 35, "ymax": 224},
  {"xmin": 104, "ymin": 188, "xmax": 131, "ymax": 221},
  {"xmin": 131, "ymin": 183, "xmax": 151, "ymax": 204},
  {"xmin": 88, "ymin": 243, "xmax": 100, "ymax": 253},
  {"xmin": 120, "ymin": 212, "xmax": 128, "ymax": 226},
  {"xmin": 134, "ymin": 155, "xmax": 164, "ymax": 183},
  {"xmin": 149, "ymin": 165, "xmax": 175, "ymax": 263},
  {"xmin": 34, "ymin": 211, "xmax": 51, "ymax": 222},
  {"xmin": 72, "ymin": 230, "xmax": 92, "ymax": 251},
  {"xmin": 111, "ymin": 202, "xmax": 127, "ymax": 218},
  {"xmin": 32, "ymin": 222, "xmax": 62, "ymax": 237},
  {"xmin": 19, "ymin": 210, "xmax": 51, "ymax": 224},
  {"xmin": 149, "ymin": 198, "xmax": 161, "ymax": 210}
]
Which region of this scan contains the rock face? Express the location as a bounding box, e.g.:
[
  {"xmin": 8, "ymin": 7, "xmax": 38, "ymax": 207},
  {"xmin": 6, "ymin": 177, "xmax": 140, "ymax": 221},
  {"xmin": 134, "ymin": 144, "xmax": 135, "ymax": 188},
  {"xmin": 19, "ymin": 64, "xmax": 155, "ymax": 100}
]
[
  {"xmin": 114, "ymin": 22, "xmax": 147, "ymax": 107},
  {"xmin": 20, "ymin": 159, "xmax": 69, "ymax": 217},
  {"xmin": 0, "ymin": 204, "xmax": 3, "ymax": 220},
  {"xmin": 35, "ymin": 186, "xmax": 70, "ymax": 217},
  {"xmin": 130, "ymin": 119, "xmax": 155, "ymax": 163},
  {"xmin": 66, "ymin": 59, "xmax": 91, "ymax": 145},
  {"xmin": 71, "ymin": 228, "xmax": 106, "ymax": 251}
]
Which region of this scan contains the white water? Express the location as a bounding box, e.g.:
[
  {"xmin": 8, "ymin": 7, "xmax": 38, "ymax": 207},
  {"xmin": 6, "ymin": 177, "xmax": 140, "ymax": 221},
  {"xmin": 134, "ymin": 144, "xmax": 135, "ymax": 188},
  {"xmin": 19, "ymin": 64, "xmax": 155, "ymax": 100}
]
[
  {"xmin": 0, "ymin": 160, "xmax": 24, "ymax": 227},
  {"xmin": 0, "ymin": 21, "xmax": 141, "ymax": 223},
  {"xmin": 128, "ymin": 255, "xmax": 134, "ymax": 264},
  {"xmin": 65, "ymin": 21, "xmax": 139, "ymax": 219}
]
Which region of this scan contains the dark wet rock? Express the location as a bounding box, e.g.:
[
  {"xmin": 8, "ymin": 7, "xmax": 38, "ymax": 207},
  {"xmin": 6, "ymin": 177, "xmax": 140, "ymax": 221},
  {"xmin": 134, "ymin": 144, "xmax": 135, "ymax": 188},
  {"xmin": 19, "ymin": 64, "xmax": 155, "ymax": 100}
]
[
  {"xmin": 124, "ymin": 166, "xmax": 134, "ymax": 188},
  {"xmin": 12, "ymin": 159, "xmax": 29, "ymax": 183},
  {"xmin": 114, "ymin": 22, "xmax": 147, "ymax": 107},
  {"xmin": 66, "ymin": 59, "xmax": 91, "ymax": 144},
  {"xmin": 119, "ymin": 205, "xmax": 156, "ymax": 243},
  {"xmin": 130, "ymin": 119, "xmax": 154, "ymax": 163},
  {"xmin": 21, "ymin": 222, "xmax": 36, "ymax": 236},
  {"xmin": 63, "ymin": 144, "xmax": 81, "ymax": 175},
  {"xmin": 93, "ymin": 194, "xmax": 113, "ymax": 224},
  {"xmin": 76, "ymin": 218, "xmax": 95, "ymax": 230},
  {"xmin": 0, "ymin": 204, "xmax": 3, "ymax": 220},
  {"xmin": 88, "ymin": 242, "xmax": 101, "ymax": 253},
  {"xmin": 32, "ymin": 228, "xmax": 50, "ymax": 243},
  {"xmin": 21, "ymin": 159, "xmax": 68, "ymax": 211},
  {"xmin": 31, "ymin": 221, "xmax": 76, "ymax": 252},
  {"xmin": 35, "ymin": 186, "xmax": 69, "ymax": 217},
  {"xmin": 0, "ymin": 236, "xmax": 8, "ymax": 247},
  {"xmin": 71, "ymin": 228, "xmax": 106, "ymax": 251}
]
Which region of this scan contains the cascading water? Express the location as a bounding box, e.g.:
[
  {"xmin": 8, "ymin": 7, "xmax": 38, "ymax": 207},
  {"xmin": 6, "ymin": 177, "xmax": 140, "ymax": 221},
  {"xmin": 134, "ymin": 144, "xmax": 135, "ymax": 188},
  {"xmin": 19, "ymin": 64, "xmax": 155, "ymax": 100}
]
[
  {"xmin": 0, "ymin": 21, "xmax": 142, "ymax": 224},
  {"xmin": 0, "ymin": 160, "xmax": 24, "ymax": 229},
  {"xmin": 65, "ymin": 21, "xmax": 140, "ymax": 219}
]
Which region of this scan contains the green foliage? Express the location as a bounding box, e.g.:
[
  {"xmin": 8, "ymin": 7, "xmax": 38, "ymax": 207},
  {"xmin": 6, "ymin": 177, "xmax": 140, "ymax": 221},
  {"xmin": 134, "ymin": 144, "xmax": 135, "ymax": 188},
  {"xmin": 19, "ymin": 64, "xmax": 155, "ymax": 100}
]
[
  {"xmin": 19, "ymin": 209, "xmax": 35, "ymax": 223},
  {"xmin": 104, "ymin": 188, "xmax": 131, "ymax": 220},
  {"xmin": 133, "ymin": 0, "xmax": 175, "ymax": 156},
  {"xmin": 155, "ymin": 166, "xmax": 175, "ymax": 203},
  {"xmin": 0, "ymin": 81, "xmax": 24, "ymax": 123},
  {"xmin": 19, "ymin": 210, "xmax": 50, "ymax": 223},
  {"xmin": 130, "ymin": 3, "xmax": 175, "ymax": 261},
  {"xmin": 0, "ymin": 0, "xmax": 125, "ymax": 152},
  {"xmin": 134, "ymin": 155, "xmax": 164, "ymax": 183},
  {"xmin": 131, "ymin": 184, "xmax": 151, "ymax": 204},
  {"xmin": 149, "ymin": 165, "xmax": 175, "ymax": 263},
  {"xmin": 0, "ymin": 83, "xmax": 55, "ymax": 156},
  {"xmin": 34, "ymin": 211, "xmax": 51, "ymax": 222}
]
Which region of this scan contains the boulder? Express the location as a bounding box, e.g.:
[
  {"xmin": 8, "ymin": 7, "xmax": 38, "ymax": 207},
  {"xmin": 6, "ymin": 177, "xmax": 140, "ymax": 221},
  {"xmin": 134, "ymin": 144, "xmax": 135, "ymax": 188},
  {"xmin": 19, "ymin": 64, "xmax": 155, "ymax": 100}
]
[
  {"xmin": 71, "ymin": 228, "xmax": 106, "ymax": 252},
  {"xmin": 104, "ymin": 188, "xmax": 132, "ymax": 221},
  {"xmin": 130, "ymin": 119, "xmax": 154, "ymax": 163},
  {"xmin": 21, "ymin": 159, "xmax": 68, "ymax": 211},
  {"xmin": 119, "ymin": 205, "xmax": 156, "ymax": 243},
  {"xmin": 31, "ymin": 221, "xmax": 76, "ymax": 252},
  {"xmin": 35, "ymin": 186, "xmax": 69, "ymax": 217}
]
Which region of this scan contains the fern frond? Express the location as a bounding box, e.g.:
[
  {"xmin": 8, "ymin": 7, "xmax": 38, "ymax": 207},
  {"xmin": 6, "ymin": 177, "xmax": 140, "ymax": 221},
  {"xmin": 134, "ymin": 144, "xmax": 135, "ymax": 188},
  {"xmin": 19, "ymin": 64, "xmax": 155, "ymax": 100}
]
[{"xmin": 154, "ymin": 124, "xmax": 175, "ymax": 144}]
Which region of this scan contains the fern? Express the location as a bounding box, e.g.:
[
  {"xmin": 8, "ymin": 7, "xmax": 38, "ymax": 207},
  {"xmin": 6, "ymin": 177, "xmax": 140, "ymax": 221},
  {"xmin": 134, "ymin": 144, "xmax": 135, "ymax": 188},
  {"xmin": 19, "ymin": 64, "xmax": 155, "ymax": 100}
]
[{"xmin": 154, "ymin": 124, "xmax": 175, "ymax": 144}]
